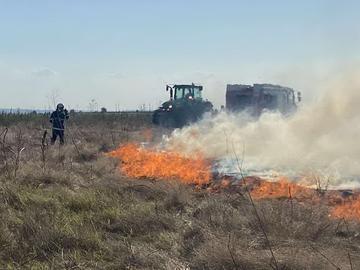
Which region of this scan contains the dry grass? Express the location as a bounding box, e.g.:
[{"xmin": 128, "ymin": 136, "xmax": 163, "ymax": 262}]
[{"xmin": 0, "ymin": 112, "xmax": 359, "ymax": 269}]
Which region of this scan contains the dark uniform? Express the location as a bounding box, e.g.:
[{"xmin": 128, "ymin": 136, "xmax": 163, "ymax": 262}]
[{"xmin": 50, "ymin": 103, "xmax": 69, "ymax": 145}]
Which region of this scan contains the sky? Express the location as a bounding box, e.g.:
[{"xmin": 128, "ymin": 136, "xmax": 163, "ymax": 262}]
[{"xmin": 0, "ymin": 0, "xmax": 359, "ymax": 111}]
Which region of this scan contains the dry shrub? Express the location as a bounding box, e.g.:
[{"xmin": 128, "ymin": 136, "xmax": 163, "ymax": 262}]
[
  {"xmin": 190, "ymin": 233, "xmax": 269, "ymax": 270},
  {"xmin": 191, "ymin": 196, "xmax": 249, "ymax": 234},
  {"xmin": 163, "ymin": 182, "xmax": 191, "ymax": 213},
  {"xmin": 73, "ymin": 145, "xmax": 98, "ymax": 162},
  {"xmin": 105, "ymin": 203, "xmax": 175, "ymax": 237},
  {"xmin": 122, "ymin": 183, "xmax": 168, "ymax": 202},
  {"xmin": 253, "ymin": 200, "xmax": 334, "ymax": 241},
  {"xmin": 180, "ymin": 226, "xmax": 204, "ymax": 258}
]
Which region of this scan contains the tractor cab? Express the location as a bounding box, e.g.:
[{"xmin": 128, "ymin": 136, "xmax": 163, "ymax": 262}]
[{"xmin": 167, "ymin": 84, "xmax": 203, "ymax": 101}]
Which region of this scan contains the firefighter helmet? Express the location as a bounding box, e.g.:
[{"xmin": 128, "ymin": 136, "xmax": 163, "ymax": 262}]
[{"xmin": 56, "ymin": 103, "xmax": 64, "ymax": 110}]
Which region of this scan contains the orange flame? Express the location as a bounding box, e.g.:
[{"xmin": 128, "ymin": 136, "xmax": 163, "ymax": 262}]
[
  {"xmin": 109, "ymin": 143, "xmax": 211, "ymax": 185},
  {"xmin": 330, "ymin": 198, "xmax": 360, "ymax": 220},
  {"xmin": 251, "ymin": 177, "xmax": 314, "ymax": 200},
  {"xmin": 108, "ymin": 145, "xmax": 360, "ymax": 221},
  {"xmin": 250, "ymin": 178, "xmax": 360, "ymax": 221}
]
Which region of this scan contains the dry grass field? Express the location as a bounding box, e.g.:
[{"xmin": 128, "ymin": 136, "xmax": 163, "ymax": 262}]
[{"xmin": 0, "ymin": 112, "xmax": 359, "ymax": 269}]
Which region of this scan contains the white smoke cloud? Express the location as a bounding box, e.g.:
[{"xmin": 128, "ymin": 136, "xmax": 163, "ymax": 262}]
[{"xmin": 163, "ymin": 69, "xmax": 360, "ymax": 187}]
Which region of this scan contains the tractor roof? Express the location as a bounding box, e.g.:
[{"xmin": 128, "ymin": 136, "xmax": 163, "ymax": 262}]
[
  {"xmin": 227, "ymin": 83, "xmax": 294, "ymax": 94},
  {"xmin": 173, "ymin": 84, "xmax": 203, "ymax": 89}
]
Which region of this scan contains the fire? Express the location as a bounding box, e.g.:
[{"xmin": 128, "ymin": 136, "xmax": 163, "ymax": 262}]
[
  {"xmin": 330, "ymin": 198, "xmax": 360, "ymax": 220},
  {"xmin": 109, "ymin": 143, "xmax": 211, "ymax": 185},
  {"xmin": 250, "ymin": 178, "xmax": 360, "ymax": 221},
  {"xmin": 250, "ymin": 177, "xmax": 314, "ymax": 200},
  {"xmin": 108, "ymin": 145, "xmax": 360, "ymax": 221}
]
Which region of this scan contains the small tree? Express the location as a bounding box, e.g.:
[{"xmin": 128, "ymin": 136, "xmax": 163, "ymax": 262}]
[
  {"xmin": 101, "ymin": 107, "xmax": 107, "ymax": 113},
  {"xmin": 88, "ymin": 99, "xmax": 98, "ymax": 112}
]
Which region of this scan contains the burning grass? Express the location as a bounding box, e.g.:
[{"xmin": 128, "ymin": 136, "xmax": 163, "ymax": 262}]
[
  {"xmin": 250, "ymin": 177, "xmax": 313, "ymax": 200},
  {"xmin": 248, "ymin": 177, "xmax": 360, "ymax": 221},
  {"xmin": 109, "ymin": 143, "xmax": 211, "ymax": 185},
  {"xmin": 109, "ymin": 143, "xmax": 360, "ymax": 222},
  {"xmin": 331, "ymin": 198, "xmax": 360, "ymax": 220}
]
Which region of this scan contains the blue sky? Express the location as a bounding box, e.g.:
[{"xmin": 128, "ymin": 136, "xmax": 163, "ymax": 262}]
[{"xmin": 1, "ymin": 0, "xmax": 359, "ymax": 110}]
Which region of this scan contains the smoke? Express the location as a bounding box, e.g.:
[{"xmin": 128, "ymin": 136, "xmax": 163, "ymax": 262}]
[{"xmin": 164, "ymin": 70, "xmax": 360, "ymax": 187}]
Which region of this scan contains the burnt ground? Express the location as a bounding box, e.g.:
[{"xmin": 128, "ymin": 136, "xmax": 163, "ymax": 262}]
[{"xmin": 0, "ymin": 112, "xmax": 359, "ymax": 269}]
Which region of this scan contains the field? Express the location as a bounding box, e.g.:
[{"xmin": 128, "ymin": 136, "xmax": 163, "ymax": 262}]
[{"xmin": 0, "ymin": 112, "xmax": 359, "ymax": 270}]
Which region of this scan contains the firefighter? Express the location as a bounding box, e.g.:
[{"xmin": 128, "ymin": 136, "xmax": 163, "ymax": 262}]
[{"xmin": 50, "ymin": 103, "xmax": 69, "ymax": 145}]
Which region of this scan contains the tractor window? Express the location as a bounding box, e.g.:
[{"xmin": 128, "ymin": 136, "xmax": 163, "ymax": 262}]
[
  {"xmin": 174, "ymin": 88, "xmax": 183, "ymax": 100},
  {"xmin": 193, "ymin": 88, "xmax": 202, "ymax": 99},
  {"xmin": 174, "ymin": 86, "xmax": 202, "ymax": 100},
  {"xmin": 184, "ymin": 88, "xmax": 192, "ymax": 98}
]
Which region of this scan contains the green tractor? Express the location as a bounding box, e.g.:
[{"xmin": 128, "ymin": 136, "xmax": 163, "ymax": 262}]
[{"xmin": 152, "ymin": 83, "xmax": 213, "ymax": 128}]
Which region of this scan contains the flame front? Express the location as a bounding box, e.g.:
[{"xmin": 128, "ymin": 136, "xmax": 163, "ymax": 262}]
[
  {"xmin": 251, "ymin": 177, "xmax": 314, "ymax": 200},
  {"xmin": 250, "ymin": 178, "xmax": 360, "ymax": 221},
  {"xmin": 109, "ymin": 143, "xmax": 211, "ymax": 185},
  {"xmin": 108, "ymin": 145, "xmax": 360, "ymax": 221},
  {"xmin": 331, "ymin": 198, "xmax": 360, "ymax": 220}
]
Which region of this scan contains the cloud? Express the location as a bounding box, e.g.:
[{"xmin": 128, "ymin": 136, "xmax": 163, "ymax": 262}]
[
  {"xmin": 107, "ymin": 72, "xmax": 124, "ymax": 79},
  {"xmin": 32, "ymin": 67, "xmax": 58, "ymax": 77}
]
